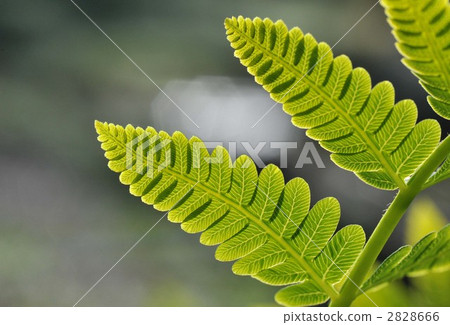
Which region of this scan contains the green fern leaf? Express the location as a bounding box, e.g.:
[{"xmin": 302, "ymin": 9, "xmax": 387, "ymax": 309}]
[
  {"xmin": 275, "ymin": 281, "xmax": 329, "ymax": 307},
  {"xmin": 381, "ymin": 0, "xmax": 450, "ymax": 119},
  {"xmin": 424, "ymin": 153, "xmax": 450, "ymax": 188},
  {"xmin": 225, "ymin": 17, "xmax": 442, "ymax": 190},
  {"xmin": 95, "ymin": 121, "xmax": 366, "ymax": 306},
  {"xmin": 362, "ymin": 224, "xmax": 450, "ymax": 291}
]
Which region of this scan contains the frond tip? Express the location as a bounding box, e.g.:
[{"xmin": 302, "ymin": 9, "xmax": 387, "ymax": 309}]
[
  {"xmin": 95, "ymin": 121, "xmax": 366, "ymax": 306},
  {"xmin": 225, "ymin": 16, "xmax": 442, "ymax": 190}
]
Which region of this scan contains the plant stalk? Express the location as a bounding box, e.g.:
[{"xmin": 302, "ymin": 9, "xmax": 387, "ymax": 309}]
[{"xmin": 330, "ymin": 135, "xmax": 450, "ymax": 307}]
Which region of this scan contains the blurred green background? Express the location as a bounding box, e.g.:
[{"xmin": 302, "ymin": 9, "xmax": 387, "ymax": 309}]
[{"xmin": 1, "ymin": 0, "xmax": 448, "ymax": 306}]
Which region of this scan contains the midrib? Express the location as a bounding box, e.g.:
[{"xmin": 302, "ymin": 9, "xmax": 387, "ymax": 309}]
[{"xmin": 410, "ymin": 3, "xmax": 450, "ymax": 88}]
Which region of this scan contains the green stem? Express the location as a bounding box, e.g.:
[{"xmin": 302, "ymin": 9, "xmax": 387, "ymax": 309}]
[{"xmin": 330, "ymin": 135, "xmax": 450, "ymax": 307}]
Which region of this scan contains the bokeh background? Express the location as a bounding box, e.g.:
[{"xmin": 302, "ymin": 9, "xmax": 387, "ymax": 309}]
[{"xmin": 1, "ymin": 0, "xmax": 448, "ymax": 306}]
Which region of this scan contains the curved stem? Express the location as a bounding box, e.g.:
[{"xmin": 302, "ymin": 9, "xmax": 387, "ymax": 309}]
[{"xmin": 330, "ymin": 135, "xmax": 450, "ymax": 307}]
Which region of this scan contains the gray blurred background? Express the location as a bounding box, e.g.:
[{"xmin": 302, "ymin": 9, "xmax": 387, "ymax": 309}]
[{"xmin": 1, "ymin": 0, "xmax": 448, "ymax": 306}]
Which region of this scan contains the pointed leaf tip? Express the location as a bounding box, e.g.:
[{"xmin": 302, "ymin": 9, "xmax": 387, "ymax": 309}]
[{"xmin": 94, "ymin": 120, "xmax": 108, "ymax": 134}]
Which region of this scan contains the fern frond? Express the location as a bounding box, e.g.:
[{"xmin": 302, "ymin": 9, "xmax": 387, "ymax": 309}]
[
  {"xmin": 362, "ymin": 224, "xmax": 450, "ymax": 291},
  {"xmin": 225, "ymin": 17, "xmax": 442, "ymax": 190},
  {"xmin": 381, "ymin": 0, "xmax": 450, "ymax": 119},
  {"xmin": 95, "ymin": 121, "xmax": 366, "ymax": 306}
]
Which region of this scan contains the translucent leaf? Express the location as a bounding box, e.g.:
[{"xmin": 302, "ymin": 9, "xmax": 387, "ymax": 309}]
[
  {"xmin": 275, "ymin": 281, "xmax": 329, "ymax": 307},
  {"xmin": 313, "ymin": 225, "xmax": 366, "ymax": 284},
  {"xmin": 95, "ymin": 121, "xmax": 367, "ymax": 306},
  {"xmin": 381, "ymin": 0, "xmax": 450, "ymax": 119},
  {"xmin": 225, "ymin": 16, "xmax": 442, "ymax": 190}
]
